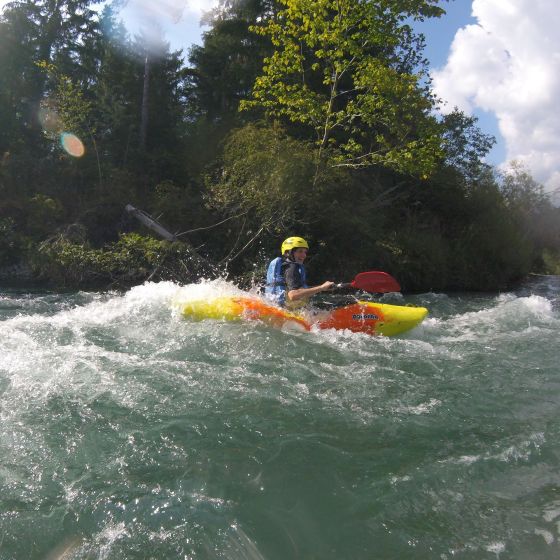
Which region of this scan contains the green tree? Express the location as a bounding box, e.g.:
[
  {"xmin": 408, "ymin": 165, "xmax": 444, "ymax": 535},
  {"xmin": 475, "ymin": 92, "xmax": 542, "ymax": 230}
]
[
  {"xmin": 131, "ymin": 34, "xmax": 190, "ymax": 181},
  {"xmin": 36, "ymin": 60, "xmax": 104, "ymax": 190},
  {"xmin": 187, "ymin": 0, "xmax": 275, "ymax": 121},
  {"xmin": 440, "ymin": 109, "xmax": 496, "ymax": 184},
  {"xmin": 241, "ymin": 0, "xmax": 445, "ymax": 177},
  {"xmin": 500, "ymin": 162, "xmax": 560, "ymax": 272},
  {"xmin": 208, "ymin": 123, "xmax": 316, "ymax": 229},
  {"xmin": 0, "ymin": 0, "xmax": 98, "ymax": 145},
  {"xmin": 501, "ymin": 161, "xmax": 548, "ymax": 213},
  {"xmin": 83, "ymin": 6, "xmax": 139, "ymax": 169}
]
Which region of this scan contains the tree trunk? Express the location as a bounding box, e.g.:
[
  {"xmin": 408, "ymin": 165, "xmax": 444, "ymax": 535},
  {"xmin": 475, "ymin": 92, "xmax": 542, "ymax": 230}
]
[{"xmin": 140, "ymin": 54, "xmax": 150, "ymax": 152}]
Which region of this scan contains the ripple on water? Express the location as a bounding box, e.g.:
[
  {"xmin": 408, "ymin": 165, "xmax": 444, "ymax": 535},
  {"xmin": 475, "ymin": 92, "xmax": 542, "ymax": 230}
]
[{"xmin": 1, "ymin": 279, "xmax": 560, "ymax": 558}]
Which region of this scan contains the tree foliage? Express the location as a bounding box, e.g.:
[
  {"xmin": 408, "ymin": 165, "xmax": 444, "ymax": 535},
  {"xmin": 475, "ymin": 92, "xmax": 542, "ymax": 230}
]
[
  {"xmin": 31, "ymin": 233, "xmax": 210, "ymax": 287},
  {"xmin": 241, "ymin": 0, "xmax": 445, "ymax": 176},
  {"xmin": 187, "ymin": 0, "xmax": 274, "ymax": 120},
  {"xmin": 440, "ymin": 109, "xmax": 496, "ymax": 183},
  {"xmin": 499, "ymin": 162, "xmax": 560, "ymax": 273},
  {"xmin": 0, "ymin": 0, "xmax": 558, "ymax": 290},
  {"xmin": 208, "ymin": 123, "xmax": 316, "ymax": 225}
]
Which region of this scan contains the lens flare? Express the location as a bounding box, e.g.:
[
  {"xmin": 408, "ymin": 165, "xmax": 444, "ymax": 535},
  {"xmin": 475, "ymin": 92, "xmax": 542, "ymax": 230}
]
[
  {"xmin": 38, "ymin": 105, "xmax": 61, "ymax": 133},
  {"xmin": 60, "ymin": 133, "xmax": 85, "ymax": 158}
]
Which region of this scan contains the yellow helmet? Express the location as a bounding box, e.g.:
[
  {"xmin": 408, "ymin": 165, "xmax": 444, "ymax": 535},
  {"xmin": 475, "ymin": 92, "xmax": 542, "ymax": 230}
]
[{"xmin": 281, "ymin": 236, "xmax": 309, "ymax": 255}]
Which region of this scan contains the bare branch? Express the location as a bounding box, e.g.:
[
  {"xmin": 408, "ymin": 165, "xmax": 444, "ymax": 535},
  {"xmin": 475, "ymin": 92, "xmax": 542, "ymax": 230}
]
[{"xmin": 175, "ymin": 211, "xmax": 248, "ymax": 237}]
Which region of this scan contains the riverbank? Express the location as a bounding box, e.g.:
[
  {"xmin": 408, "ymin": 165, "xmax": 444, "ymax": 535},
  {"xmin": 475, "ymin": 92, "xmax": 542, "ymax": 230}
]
[{"xmin": 4, "ymin": 231, "xmax": 560, "ymax": 293}]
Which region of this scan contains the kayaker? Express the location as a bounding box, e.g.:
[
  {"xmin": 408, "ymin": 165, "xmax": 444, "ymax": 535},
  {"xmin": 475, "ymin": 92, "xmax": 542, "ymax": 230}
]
[{"xmin": 264, "ymin": 236, "xmax": 335, "ymax": 309}]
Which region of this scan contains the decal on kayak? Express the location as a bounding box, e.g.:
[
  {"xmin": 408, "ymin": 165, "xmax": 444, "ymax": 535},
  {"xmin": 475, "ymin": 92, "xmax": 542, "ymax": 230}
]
[{"xmin": 352, "ymin": 313, "xmax": 379, "ymax": 321}]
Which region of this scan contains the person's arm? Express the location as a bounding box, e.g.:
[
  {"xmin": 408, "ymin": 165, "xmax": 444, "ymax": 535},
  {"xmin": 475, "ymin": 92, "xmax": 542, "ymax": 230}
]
[
  {"xmin": 287, "ymin": 281, "xmax": 335, "ymax": 302},
  {"xmin": 283, "ymin": 261, "xmax": 335, "ymax": 302}
]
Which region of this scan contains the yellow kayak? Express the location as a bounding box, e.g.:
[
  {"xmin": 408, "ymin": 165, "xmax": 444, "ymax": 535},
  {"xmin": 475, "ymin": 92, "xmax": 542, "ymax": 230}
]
[{"xmin": 179, "ymin": 295, "xmax": 427, "ymax": 337}]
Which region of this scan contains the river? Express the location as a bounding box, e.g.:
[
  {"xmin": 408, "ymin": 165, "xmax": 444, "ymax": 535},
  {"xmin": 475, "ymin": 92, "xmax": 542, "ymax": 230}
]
[{"xmin": 1, "ymin": 276, "xmax": 559, "ymax": 559}]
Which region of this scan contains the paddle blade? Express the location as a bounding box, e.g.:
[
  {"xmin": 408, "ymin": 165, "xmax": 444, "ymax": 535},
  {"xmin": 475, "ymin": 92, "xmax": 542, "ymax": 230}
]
[{"xmin": 350, "ymin": 271, "xmax": 401, "ymax": 293}]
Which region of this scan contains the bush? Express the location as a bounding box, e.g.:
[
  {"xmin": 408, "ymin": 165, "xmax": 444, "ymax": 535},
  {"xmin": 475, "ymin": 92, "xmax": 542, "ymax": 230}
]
[
  {"xmin": 25, "ymin": 194, "xmax": 64, "ymax": 238},
  {"xmin": 0, "ymin": 217, "xmax": 21, "ymax": 265},
  {"xmin": 388, "ymin": 230, "xmax": 450, "ymax": 292},
  {"xmin": 541, "ymin": 249, "xmax": 560, "ymax": 275},
  {"xmin": 207, "ymin": 123, "xmax": 316, "ymax": 228},
  {"xmin": 30, "ymin": 233, "xmax": 212, "ymax": 288}
]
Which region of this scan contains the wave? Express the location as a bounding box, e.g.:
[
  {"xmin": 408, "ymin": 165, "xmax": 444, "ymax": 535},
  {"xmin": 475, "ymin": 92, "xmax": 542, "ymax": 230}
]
[
  {"xmin": 419, "ymin": 292, "xmax": 556, "ymax": 341},
  {"xmin": 2, "ymin": 280, "xmax": 560, "ymax": 558}
]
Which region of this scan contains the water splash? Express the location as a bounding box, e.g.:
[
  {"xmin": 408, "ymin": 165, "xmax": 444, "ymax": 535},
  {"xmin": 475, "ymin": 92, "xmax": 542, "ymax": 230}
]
[{"xmin": 1, "ymin": 279, "xmax": 560, "ymax": 558}]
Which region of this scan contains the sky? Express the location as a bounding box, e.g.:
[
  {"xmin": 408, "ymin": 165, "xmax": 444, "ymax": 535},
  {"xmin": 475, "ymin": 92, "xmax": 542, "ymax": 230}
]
[
  {"xmin": 1, "ymin": 0, "xmax": 558, "ymax": 195},
  {"xmin": 425, "ymin": 0, "xmax": 560, "ymax": 196},
  {"xmin": 415, "ymin": 1, "xmax": 504, "ymax": 163}
]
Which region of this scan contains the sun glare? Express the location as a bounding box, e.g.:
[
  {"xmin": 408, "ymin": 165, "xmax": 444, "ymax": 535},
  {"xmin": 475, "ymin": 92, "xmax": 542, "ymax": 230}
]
[{"xmin": 60, "ymin": 132, "xmax": 85, "ymax": 158}]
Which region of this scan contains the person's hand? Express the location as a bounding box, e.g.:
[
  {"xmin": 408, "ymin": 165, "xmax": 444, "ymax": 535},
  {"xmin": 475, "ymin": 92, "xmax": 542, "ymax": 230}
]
[{"xmin": 320, "ymin": 281, "xmax": 335, "ymax": 292}]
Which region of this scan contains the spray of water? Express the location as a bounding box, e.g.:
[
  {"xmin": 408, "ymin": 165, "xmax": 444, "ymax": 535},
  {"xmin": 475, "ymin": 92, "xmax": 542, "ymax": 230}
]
[{"xmin": 1, "ymin": 278, "xmax": 559, "ymax": 558}]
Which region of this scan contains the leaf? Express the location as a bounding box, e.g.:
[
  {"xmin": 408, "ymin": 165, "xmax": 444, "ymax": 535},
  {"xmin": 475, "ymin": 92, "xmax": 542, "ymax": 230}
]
[{"xmin": 242, "ymin": 0, "xmax": 445, "ymax": 177}]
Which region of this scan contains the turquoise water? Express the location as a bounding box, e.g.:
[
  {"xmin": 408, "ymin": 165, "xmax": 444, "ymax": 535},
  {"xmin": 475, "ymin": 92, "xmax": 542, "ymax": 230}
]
[{"xmin": 1, "ymin": 277, "xmax": 559, "ymax": 559}]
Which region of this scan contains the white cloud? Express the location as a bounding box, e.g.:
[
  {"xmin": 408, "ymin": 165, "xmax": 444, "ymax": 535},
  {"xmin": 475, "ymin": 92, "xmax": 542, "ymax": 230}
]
[{"xmin": 432, "ymin": 0, "xmax": 560, "ymax": 195}]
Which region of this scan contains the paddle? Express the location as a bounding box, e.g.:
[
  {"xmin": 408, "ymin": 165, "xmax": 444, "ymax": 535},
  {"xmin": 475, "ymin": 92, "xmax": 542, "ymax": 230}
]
[{"xmin": 336, "ymin": 271, "xmax": 401, "ymax": 294}]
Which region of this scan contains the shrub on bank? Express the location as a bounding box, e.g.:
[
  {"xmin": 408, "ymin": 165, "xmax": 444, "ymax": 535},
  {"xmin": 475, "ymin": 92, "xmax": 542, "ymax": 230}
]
[
  {"xmin": 0, "ymin": 217, "xmax": 21, "ymax": 266},
  {"xmin": 541, "ymin": 249, "xmax": 560, "ymax": 275},
  {"xmin": 30, "ymin": 233, "xmax": 210, "ymax": 288}
]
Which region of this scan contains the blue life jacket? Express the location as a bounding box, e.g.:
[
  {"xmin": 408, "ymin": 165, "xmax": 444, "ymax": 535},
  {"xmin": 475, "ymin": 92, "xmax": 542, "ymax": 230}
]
[{"xmin": 264, "ymin": 257, "xmax": 307, "ymax": 306}]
